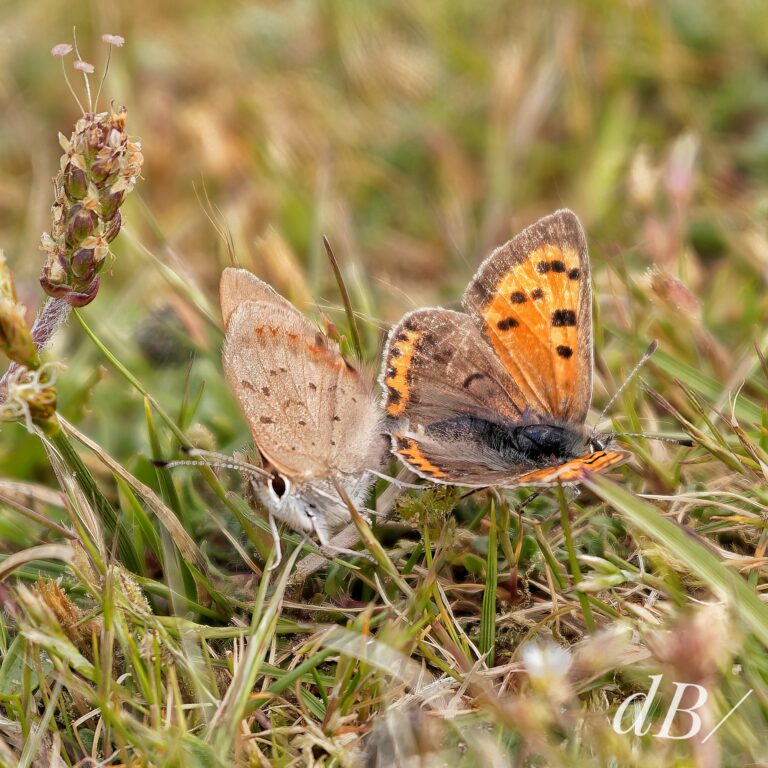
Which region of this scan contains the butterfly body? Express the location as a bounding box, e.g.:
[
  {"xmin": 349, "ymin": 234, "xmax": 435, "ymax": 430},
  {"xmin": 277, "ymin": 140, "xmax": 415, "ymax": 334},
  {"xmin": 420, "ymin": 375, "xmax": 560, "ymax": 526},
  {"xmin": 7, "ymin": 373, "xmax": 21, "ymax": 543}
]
[
  {"xmin": 419, "ymin": 414, "xmax": 597, "ymax": 465},
  {"xmin": 381, "ymin": 209, "xmax": 628, "ymax": 488},
  {"xmin": 221, "ymin": 268, "xmax": 383, "ymax": 545}
]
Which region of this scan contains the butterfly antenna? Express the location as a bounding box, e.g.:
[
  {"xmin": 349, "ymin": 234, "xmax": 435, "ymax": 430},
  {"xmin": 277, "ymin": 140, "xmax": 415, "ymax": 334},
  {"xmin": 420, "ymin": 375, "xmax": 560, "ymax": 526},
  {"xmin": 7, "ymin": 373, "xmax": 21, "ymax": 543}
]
[
  {"xmin": 153, "ymin": 448, "xmax": 270, "ymax": 479},
  {"xmin": 590, "ymin": 340, "xmax": 658, "ymax": 439},
  {"xmin": 612, "ymin": 432, "xmax": 694, "ymax": 447}
]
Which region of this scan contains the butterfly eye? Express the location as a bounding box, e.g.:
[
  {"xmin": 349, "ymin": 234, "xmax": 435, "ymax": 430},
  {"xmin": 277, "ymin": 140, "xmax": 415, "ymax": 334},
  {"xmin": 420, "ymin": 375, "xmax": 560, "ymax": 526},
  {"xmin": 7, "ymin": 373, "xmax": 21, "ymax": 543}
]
[
  {"xmin": 269, "ymin": 473, "xmax": 288, "ymax": 499},
  {"xmin": 590, "ymin": 437, "xmax": 606, "ymax": 452}
]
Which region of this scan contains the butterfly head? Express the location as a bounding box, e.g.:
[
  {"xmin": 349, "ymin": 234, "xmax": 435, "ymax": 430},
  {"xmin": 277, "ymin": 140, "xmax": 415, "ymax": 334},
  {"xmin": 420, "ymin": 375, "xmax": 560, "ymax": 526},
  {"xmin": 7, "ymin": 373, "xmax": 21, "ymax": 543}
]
[
  {"xmin": 264, "ymin": 470, "xmax": 291, "ymax": 506},
  {"xmin": 586, "ymin": 430, "xmax": 615, "ymax": 453},
  {"xmin": 246, "ymin": 465, "xmax": 376, "ymax": 544}
]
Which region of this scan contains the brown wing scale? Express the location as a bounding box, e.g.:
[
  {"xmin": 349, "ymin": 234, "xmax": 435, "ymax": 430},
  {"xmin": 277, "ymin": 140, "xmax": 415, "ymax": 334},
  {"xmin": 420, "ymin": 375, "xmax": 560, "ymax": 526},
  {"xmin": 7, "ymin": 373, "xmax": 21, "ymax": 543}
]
[{"xmin": 222, "ymin": 289, "xmax": 381, "ymax": 480}]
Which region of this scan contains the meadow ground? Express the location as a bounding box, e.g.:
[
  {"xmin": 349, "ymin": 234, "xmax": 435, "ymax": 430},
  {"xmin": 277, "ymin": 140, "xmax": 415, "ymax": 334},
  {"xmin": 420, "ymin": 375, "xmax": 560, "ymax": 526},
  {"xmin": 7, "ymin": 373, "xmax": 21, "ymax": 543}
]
[{"xmin": 1, "ymin": 1, "xmax": 768, "ymax": 765}]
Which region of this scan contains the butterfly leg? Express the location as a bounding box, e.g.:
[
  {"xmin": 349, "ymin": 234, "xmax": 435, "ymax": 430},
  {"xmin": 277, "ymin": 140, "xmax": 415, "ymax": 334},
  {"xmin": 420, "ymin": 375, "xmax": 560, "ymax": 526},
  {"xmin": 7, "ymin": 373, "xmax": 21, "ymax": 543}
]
[
  {"xmin": 267, "ymin": 513, "xmax": 282, "ymax": 571},
  {"xmin": 308, "ymin": 510, "xmax": 328, "ymax": 547}
]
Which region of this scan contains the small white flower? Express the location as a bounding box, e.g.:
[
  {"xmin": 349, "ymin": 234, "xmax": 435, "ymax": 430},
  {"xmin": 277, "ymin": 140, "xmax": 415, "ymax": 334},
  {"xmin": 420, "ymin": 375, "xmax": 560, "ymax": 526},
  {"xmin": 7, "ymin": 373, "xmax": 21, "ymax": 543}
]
[
  {"xmin": 51, "ymin": 44, "xmax": 73, "ymax": 57},
  {"xmin": 73, "ymin": 60, "xmax": 95, "ymax": 74},
  {"xmin": 521, "ymin": 641, "xmax": 572, "ymax": 690}
]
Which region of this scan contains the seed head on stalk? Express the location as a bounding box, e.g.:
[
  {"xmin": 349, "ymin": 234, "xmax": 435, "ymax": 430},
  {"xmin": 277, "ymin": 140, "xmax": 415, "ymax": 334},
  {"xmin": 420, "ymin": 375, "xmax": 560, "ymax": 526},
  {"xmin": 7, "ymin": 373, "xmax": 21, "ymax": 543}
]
[
  {"xmin": 40, "ymin": 35, "xmax": 143, "ymax": 307},
  {"xmin": 0, "ymin": 32, "xmax": 138, "ymax": 429}
]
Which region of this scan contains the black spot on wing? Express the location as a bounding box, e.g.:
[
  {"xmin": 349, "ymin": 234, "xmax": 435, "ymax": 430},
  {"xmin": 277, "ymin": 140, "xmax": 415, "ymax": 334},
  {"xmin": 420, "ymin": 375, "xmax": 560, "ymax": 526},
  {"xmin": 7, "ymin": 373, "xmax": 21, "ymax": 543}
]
[
  {"xmin": 551, "ymin": 309, "xmax": 576, "ymax": 327},
  {"xmin": 510, "ymin": 291, "xmax": 527, "ymax": 304},
  {"xmin": 531, "ymin": 288, "xmax": 544, "ymax": 300},
  {"xmin": 497, "ymin": 317, "xmax": 519, "ymax": 330},
  {"xmin": 556, "ymin": 345, "xmax": 573, "ymax": 359}
]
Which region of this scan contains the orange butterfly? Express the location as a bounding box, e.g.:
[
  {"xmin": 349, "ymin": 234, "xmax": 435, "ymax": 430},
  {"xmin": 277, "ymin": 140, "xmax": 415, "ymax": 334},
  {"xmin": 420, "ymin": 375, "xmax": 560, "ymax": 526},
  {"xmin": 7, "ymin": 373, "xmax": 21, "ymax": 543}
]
[{"xmin": 380, "ymin": 209, "xmax": 629, "ymax": 487}]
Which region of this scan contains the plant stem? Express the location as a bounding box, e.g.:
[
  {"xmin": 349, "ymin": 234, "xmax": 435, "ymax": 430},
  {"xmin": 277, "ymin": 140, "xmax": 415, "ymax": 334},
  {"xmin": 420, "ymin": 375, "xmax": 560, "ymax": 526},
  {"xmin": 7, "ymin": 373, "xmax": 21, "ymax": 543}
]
[
  {"xmin": 557, "ymin": 487, "xmax": 595, "ymax": 633},
  {"xmin": 479, "ymin": 498, "xmax": 498, "ymax": 666}
]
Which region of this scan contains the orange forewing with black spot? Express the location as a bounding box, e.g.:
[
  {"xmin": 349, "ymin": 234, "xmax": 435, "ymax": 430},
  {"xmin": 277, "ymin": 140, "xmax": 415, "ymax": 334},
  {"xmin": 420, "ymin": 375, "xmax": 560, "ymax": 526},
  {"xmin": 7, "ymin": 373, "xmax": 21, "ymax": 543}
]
[{"xmin": 463, "ymin": 210, "xmax": 592, "ymax": 423}]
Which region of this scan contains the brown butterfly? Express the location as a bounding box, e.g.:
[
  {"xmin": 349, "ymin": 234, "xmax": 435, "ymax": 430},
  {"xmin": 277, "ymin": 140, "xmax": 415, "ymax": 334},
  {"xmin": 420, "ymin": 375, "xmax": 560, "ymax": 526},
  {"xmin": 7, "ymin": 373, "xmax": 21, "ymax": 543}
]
[{"xmin": 220, "ymin": 268, "xmax": 384, "ymax": 554}]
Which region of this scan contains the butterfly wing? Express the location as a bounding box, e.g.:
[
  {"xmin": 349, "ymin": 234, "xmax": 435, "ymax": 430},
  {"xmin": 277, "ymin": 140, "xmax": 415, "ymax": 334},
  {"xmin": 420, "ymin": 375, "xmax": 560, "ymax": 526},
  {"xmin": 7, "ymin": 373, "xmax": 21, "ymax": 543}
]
[
  {"xmin": 391, "ymin": 428, "xmax": 519, "ymax": 486},
  {"xmin": 462, "ymin": 209, "xmax": 592, "ymax": 423},
  {"xmin": 381, "ymin": 308, "xmax": 528, "ymax": 426},
  {"xmin": 220, "ymin": 267, "xmax": 299, "ymax": 328},
  {"xmin": 392, "ymin": 429, "xmax": 628, "ymax": 487},
  {"xmin": 512, "ymin": 449, "xmax": 631, "ymax": 484},
  {"xmin": 222, "ymin": 294, "xmax": 381, "ymax": 480}
]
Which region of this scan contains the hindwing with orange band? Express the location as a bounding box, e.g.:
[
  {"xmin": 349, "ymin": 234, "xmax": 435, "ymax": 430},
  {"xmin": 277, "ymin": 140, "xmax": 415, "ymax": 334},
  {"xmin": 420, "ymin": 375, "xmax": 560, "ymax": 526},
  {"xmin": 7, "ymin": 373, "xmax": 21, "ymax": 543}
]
[
  {"xmin": 391, "ymin": 435, "xmax": 449, "ymax": 480},
  {"xmin": 381, "ymin": 309, "xmax": 528, "ymax": 427},
  {"xmin": 390, "ymin": 429, "xmax": 518, "ymax": 486},
  {"xmin": 463, "ymin": 210, "xmax": 593, "ymax": 423},
  {"xmin": 391, "ymin": 432, "xmax": 629, "ymax": 488},
  {"xmin": 513, "ymin": 449, "xmax": 630, "ymax": 485}
]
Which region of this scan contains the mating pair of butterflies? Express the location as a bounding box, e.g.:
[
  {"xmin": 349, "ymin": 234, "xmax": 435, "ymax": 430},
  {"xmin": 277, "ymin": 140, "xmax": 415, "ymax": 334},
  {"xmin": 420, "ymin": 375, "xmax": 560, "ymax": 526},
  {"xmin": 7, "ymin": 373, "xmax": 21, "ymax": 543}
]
[{"xmin": 221, "ymin": 209, "xmax": 628, "ymax": 545}]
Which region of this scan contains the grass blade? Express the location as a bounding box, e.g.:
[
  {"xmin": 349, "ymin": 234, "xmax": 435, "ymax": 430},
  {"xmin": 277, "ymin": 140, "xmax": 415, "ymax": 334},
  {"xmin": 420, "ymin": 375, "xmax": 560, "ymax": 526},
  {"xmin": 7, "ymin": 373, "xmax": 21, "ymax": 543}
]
[{"xmin": 585, "ymin": 474, "xmax": 768, "ymax": 648}]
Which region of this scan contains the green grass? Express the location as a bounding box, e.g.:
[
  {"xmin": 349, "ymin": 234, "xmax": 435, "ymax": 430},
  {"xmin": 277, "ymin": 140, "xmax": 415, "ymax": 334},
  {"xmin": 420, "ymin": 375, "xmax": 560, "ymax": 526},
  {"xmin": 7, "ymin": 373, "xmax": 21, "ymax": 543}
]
[{"xmin": 2, "ymin": 1, "xmax": 768, "ymax": 765}]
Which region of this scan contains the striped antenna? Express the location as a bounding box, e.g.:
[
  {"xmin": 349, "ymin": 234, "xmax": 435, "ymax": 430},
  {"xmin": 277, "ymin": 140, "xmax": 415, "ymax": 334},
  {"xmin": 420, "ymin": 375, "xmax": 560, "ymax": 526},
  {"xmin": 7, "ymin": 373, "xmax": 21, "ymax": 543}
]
[
  {"xmin": 153, "ymin": 448, "xmax": 270, "ymax": 479},
  {"xmin": 590, "ymin": 340, "xmax": 694, "ymax": 448},
  {"xmin": 591, "ymin": 339, "xmax": 659, "ymax": 436}
]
